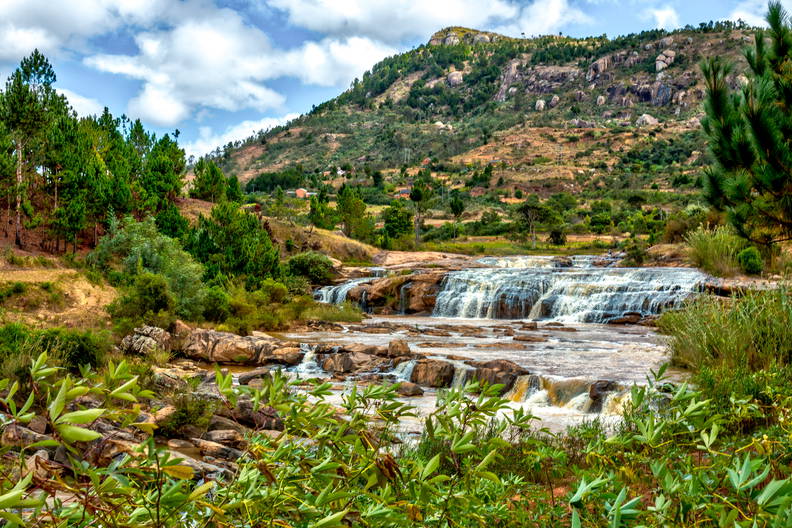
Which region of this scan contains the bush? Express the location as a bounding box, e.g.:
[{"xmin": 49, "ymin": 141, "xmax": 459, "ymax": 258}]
[
  {"xmin": 684, "ymin": 225, "xmax": 745, "ymax": 277},
  {"xmin": 737, "ymin": 246, "xmax": 763, "ymax": 275},
  {"xmin": 286, "ymin": 252, "xmax": 335, "ymax": 285},
  {"xmin": 90, "ymin": 216, "xmax": 207, "ymax": 320},
  {"xmin": 156, "ymin": 392, "xmax": 215, "ymax": 438},
  {"xmin": 658, "ymin": 288, "xmax": 792, "ymax": 372},
  {"xmin": 547, "ymin": 226, "xmax": 567, "ymax": 246},
  {"xmin": 110, "ymin": 273, "xmax": 176, "ymax": 332},
  {"xmin": 203, "ymin": 286, "xmax": 231, "ymax": 322}
]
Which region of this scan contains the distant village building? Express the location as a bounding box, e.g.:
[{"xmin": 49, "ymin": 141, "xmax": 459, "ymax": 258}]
[{"xmin": 394, "ymin": 188, "xmax": 412, "ymax": 199}]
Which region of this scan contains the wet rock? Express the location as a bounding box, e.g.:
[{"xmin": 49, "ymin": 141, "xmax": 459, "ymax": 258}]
[
  {"xmin": 589, "ymin": 380, "xmax": 618, "ymax": 413},
  {"xmin": 607, "ymin": 312, "xmax": 642, "ymax": 324},
  {"xmin": 396, "ymin": 382, "xmax": 424, "ymax": 397},
  {"xmin": 411, "ymin": 359, "xmax": 455, "ymax": 388},
  {"xmin": 167, "ymin": 439, "xmax": 195, "ymax": 450},
  {"xmin": 513, "ymin": 335, "xmax": 546, "ymax": 343},
  {"xmin": 121, "ymin": 326, "xmax": 172, "ymax": 355},
  {"xmin": 467, "ymin": 360, "xmax": 530, "ymax": 394},
  {"xmin": 388, "ymin": 339, "xmax": 411, "ymax": 357}
]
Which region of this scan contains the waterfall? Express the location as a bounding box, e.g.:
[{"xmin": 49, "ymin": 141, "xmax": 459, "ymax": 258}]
[
  {"xmin": 505, "ymin": 374, "xmax": 542, "ymax": 402},
  {"xmin": 294, "ymin": 344, "xmax": 323, "ymax": 376},
  {"xmin": 392, "ymin": 360, "xmax": 417, "ymax": 382},
  {"xmin": 433, "ymin": 265, "xmax": 708, "ymax": 322},
  {"xmin": 314, "ymin": 277, "xmax": 374, "ymax": 304},
  {"xmin": 398, "ymin": 282, "xmax": 412, "ymax": 314}
]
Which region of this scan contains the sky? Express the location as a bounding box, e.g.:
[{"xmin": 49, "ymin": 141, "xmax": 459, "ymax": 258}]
[{"xmin": 0, "ymin": 0, "xmax": 784, "ymax": 158}]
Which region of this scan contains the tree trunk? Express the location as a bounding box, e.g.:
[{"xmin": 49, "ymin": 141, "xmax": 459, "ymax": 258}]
[{"xmin": 14, "ymin": 144, "xmax": 23, "ymax": 248}]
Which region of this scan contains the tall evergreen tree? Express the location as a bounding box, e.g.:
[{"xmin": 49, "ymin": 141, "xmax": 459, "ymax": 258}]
[
  {"xmin": 701, "ymin": 2, "xmax": 792, "ymax": 246},
  {"xmin": 0, "ymin": 50, "xmax": 56, "ymax": 247}
]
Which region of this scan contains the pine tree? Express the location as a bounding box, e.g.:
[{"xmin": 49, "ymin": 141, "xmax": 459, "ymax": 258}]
[
  {"xmin": 0, "ymin": 50, "xmax": 56, "ymax": 247},
  {"xmin": 701, "ymin": 1, "xmax": 792, "ymax": 246}
]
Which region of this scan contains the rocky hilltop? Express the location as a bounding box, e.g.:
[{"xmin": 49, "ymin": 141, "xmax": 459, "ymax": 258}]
[{"xmin": 212, "ymin": 22, "xmax": 751, "ymax": 182}]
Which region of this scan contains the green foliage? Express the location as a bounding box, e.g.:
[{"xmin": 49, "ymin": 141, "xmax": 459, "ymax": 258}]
[
  {"xmin": 381, "ymin": 200, "xmax": 414, "ymax": 239},
  {"xmin": 701, "ymin": 3, "xmax": 792, "ymax": 246},
  {"xmin": 738, "ymin": 246, "xmax": 764, "ymax": 275},
  {"xmin": 202, "ymin": 285, "xmax": 231, "ymax": 322},
  {"xmin": 156, "ymin": 393, "xmax": 215, "ymax": 438},
  {"xmin": 286, "ymin": 251, "xmax": 336, "ymax": 285},
  {"xmin": 90, "ymin": 216, "xmax": 206, "ymax": 319},
  {"xmin": 309, "ymin": 192, "xmax": 337, "ymax": 230},
  {"xmin": 155, "ymin": 202, "xmax": 189, "ymax": 239},
  {"xmin": 190, "ymin": 158, "xmax": 227, "ymax": 202},
  {"xmin": 109, "ymin": 272, "xmax": 176, "ymax": 330},
  {"xmin": 685, "ymin": 224, "xmax": 746, "ymax": 276},
  {"xmin": 659, "ymin": 288, "xmax": 792, "ymax": 371},
  {"xmin": 186, "ymin": 202, "xmax": 280, "ymax": 289}
]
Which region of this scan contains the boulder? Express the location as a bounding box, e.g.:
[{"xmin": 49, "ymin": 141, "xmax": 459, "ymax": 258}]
[
  {"xmin": 396, "ymin": 382, "xmax": 424, "ymax": 397},
  {"xmin": 607, "ymin": 312, "xmax": 642, "ymax": 325},
  {"xmin": 120, "ymin": 326, "xmax": 172, "ymax": 355},
  {"xmin": 589, "ymin": 380, "xmax": 619, "ymax": 413},
  {"xmin": 447, "ymin": 71, "xmax": 464, "ymax": 87},
  {"xmin": 24, "ymin": 450, "xmax": 51, "ymax": 480},
  {"xmin": 225, "ymin": 400, "xmax": 283, "ymax": 431},
  {"xmin": 535, "ymin": 99, "xmax": 546, "ymax": 112},
  {"xmin": 183, "ymin": 329, "xmax": 302, "ymax": 365},
  {"xmin": 444, "ymin": 34, "xmax": 460, "ymax": 46},
  {"xmin": 596, "ymin": 95, "xmax": 606, "ymax": 106},
  {"xmin": 411, "ymin": 359, "xmax": 455, "ymax": 388},
  {"xmin": 203, "ymin": 429, "xmax": 247, "ymax": 449},
  {"xmin": 586, "ymin": 55, "xmax": 612, "ymax": 81},
  {"xmin": 548, "ymin": 95, "xmax": 560, "ymax": 108},
  {"xmin": 636, "ymin": 113, "xmax": 659, "ymax": 127},
  {"xmin": 473, "ymin": 33, "xmax": 491, "ymax": 44},
  {"xmin": 238, "ymin": 367, "xmax": 271, "ymax": 385},
  {"xmin": 467, "ymin": 360, "xmax": 530, "ymax": 394},
  {"xmin": 388, "ymin": 339, "xmax": 411, "ymax": 357},
  {"xmin": 191, "ymin": 437, "xmax": 244, "ymax": 461},
  {"xmin": 208, "ymin": 415, "xmax": 250, "ymax": 435}
]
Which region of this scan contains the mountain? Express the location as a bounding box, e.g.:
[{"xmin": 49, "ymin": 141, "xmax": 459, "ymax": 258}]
[{"xmin": 211, "ymin": 22, "xmax": 752, "ymax": 189}]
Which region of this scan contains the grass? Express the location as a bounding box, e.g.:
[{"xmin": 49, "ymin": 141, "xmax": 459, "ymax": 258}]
[
  {"xmin": 300, "ymin": 301, "xmax": 364, "ymax": 323},
  {"xmin": 685, "ymin": 225, "xmax": 746, "ymax": 277},
  {"xmin": 658, "ymin": 288, "xmax": 792, "ymax": 372},
  {"xmin": 421, "ymin": 237, "xmax": 619, "ymax": 256}
]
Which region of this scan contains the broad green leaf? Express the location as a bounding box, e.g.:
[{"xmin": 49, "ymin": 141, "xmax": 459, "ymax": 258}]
[
  {"xmin": 56, "ymin": 424, "xmax": 102, "ymax": 443},
  {"xmin": 57, "ymin": 408, "xmax": 105, "ymax": 425}
]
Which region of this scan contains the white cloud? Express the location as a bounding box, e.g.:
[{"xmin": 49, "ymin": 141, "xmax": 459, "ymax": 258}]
[
  {"xmin": 495, "ymin": 0, "xmax": 591, "ymax": 37},
  {"xmin": 57, "ymin": 87, "xmax": 103, "ymax": 116},
  {"xmin": 268, "ymin": 0, "xmax": 517, "ymax": 43},
  {"xmin": 729, "ymin": 0, "xmax": 792, "ymax": 26},
  {"xmin": 86, "ymin": 9, "xmax": 288, "ymax": 126},
  {"xmin": 85, "ymin": 6, "xmax": 396, "ymax": 126},
  {"xmin": 649, "ymin": 6, "xmax": 680, "ymax": 30},
  {"xmin": 183, "ymin": 113, "xmax": 301, "ymax": 158}
]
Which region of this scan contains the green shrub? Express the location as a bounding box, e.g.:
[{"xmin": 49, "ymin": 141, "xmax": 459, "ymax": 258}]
[
  {"xmin": 110, "ymin": 273, "xmax": 176, "ymax": 332},
  {"xmin": 203, "ymin": 286, "xmax": 231, "ymax": 322},
  {"xmin": 737, "ymin": 246, "xmax": 763, "ymax": 275},
  {"xmin": 90, "ymin": 216, "xmax": 207, "ymax": 320},
  {"xmin": 155, "ymin": 393, "xmax": 215, "ymax": 438},
  {"xmin": 38, "ymin": 327, "xmax": 109, "ymax": 373},
  {"xmin": 286, "ymin": 251, "xmax": 335, "ymax": 285},
  {"xmin": 684, "ymin": 225, "xmax": 745, "ymax": 277},
  {"xmin": 658, "ymin": 288, "xmax": 792, "ymax": 372}
]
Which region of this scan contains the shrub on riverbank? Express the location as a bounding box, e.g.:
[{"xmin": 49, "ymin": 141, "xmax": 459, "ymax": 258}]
[
  {"xmin": 685, "ymin": 225, "xmax": 746, "ymax": 276},
  {"xmin": 658, "ymin": 289, "xmax": 792, "ymax": 372}
]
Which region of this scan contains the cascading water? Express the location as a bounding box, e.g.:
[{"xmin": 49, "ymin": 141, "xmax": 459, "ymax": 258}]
[
  {"xmin": 392, "ymin": 360, "xmax": 417, "ymax": 382},
  {"xmin": 433, "ymin": 265, "xmax": 708, "ymax": 322},
  {"xmin": 314, "ymin": 277, "xmax": 375, "ymax": 304}
]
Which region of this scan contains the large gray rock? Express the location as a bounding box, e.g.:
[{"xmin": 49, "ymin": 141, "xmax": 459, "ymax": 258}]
[
  {"xmin": 183, "ymin": 329, "xmax": 302, "ymax": 365},
  {"xmin": 535, "ymin": 99, "xmax": 546, "ymax": 111},
  {"xmin": 120, "ymin": 326, "xmax": 172, "ymax": 355},
  {"xmin": 447, "ymin": 71, "xmax": 464, "ymax": 87},
  {"xmin": 636, "ymin": 113, "xmax": 659, "ymax": 127}
]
